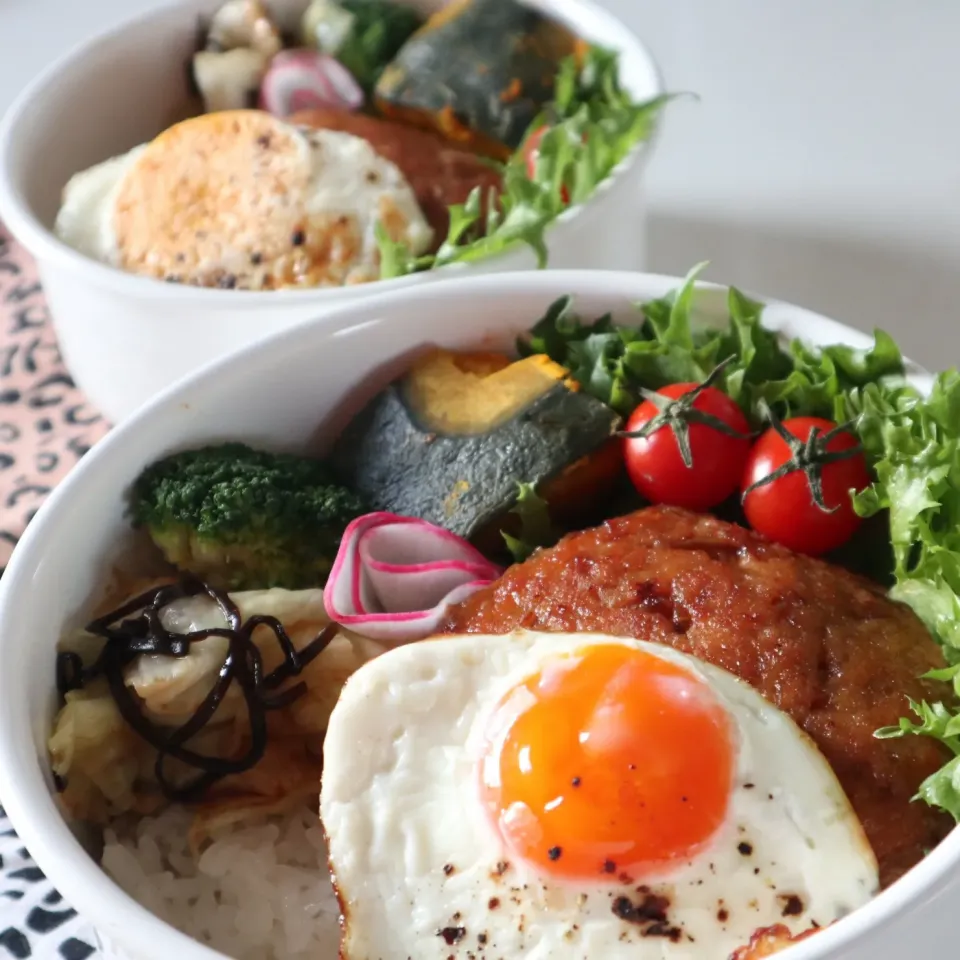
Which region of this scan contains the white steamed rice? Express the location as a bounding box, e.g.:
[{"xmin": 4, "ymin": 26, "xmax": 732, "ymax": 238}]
[{"xmin": 101, "ymin": 805, "xmax": 341, "ymax": 960}]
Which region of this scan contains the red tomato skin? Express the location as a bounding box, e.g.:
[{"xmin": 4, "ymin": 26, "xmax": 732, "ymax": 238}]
[
  {"xmin": 524, "ymin": 126, "xmax": 571, "ymax": 204},
  {"xmin": 622, "ymin": 383, "xmax": 752, "ymax": 512},
  {"xmin": 741, "ymin": 417, "xmax": 871, "ymax": 556}
]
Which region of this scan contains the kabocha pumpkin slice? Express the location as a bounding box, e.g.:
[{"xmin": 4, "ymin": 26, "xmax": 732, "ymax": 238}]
[
  {"xmin": 329, "ymin": 349, "xmax": 622, "ymax": 540},
  {"xmin": 373, "ymin": 0, "xmax": 580, "ymax": 160}
]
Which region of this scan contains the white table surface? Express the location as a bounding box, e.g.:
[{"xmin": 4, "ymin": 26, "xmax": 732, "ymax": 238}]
[{"xmin": 1, "ymin": 0, "xmax": 957, "ymax": 370}]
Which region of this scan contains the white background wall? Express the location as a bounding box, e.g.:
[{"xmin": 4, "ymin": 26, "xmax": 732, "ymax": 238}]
[{"xmin": 1, "ymin": 0, "xmax": 957, "ymax": 369}]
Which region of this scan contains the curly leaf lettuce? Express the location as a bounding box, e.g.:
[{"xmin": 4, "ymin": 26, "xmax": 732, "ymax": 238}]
[
  {"xmin": 518, "ymin": 264, "xmax": 906, "ymax": 424},
  {"xmin": 876, "ymin": 693, "xmax": 960, "ymax": 819},
  {"xmin": 501, "ymin": 481, "xmax": 558, "ymax": 563},
  {"xmin": 856, "ymin": 371, "xmax": 960, "ymax": 818},
  {"xmin": 376, "ymin": 46, "xmax": 674, "ymax": 279},
  {"xmin": 853, "ymin": 373, "xmax": 960, "ymax": 635}
]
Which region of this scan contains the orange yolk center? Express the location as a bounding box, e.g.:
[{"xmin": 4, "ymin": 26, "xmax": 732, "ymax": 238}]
[{"xmin": 479, "ymin": 644, "xmax": 735, "ymax": 880}]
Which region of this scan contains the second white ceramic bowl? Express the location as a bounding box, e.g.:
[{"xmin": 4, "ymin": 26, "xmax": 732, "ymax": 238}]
[
  {"xmin": 0, "ymin": 269, "xmax": 952, "ymax": 960},
  {"xmin": 0, "ymin": 0, "xmax": 663, "ymax": 424}
]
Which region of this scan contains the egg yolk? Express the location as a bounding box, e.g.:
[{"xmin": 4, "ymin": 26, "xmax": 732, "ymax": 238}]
[{"xmin": 479, "ymin": 644, "xmax": 735, "ymax": 880}]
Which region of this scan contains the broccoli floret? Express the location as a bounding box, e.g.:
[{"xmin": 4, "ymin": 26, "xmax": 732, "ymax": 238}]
[{"xmin": 130, "ymin": 442, "xmax": 366, "ymax": 590}]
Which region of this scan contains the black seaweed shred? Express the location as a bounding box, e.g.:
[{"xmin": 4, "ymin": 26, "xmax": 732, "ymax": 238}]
[{"xmin": 56, "ymin": 577, "xmax": 336, "ymax": 802}]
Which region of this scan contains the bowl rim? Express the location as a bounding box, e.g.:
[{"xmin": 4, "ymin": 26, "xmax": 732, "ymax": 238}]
[
  {"xmin": 0, "ymin": 268, "xmax": 948, "ymax": 960},
  {"xmin": 0, "ymin": 0, "xmax": 665, "ymax": 308}
]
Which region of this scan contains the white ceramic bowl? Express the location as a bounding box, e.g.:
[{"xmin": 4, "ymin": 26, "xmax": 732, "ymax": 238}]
[
  {"xmin": 0, "ymin": 269, "xmax": 950, "ymax": 960},
  {"xmin": 0, "ymin": 0, "xmax": 663, "ymax": 425}
]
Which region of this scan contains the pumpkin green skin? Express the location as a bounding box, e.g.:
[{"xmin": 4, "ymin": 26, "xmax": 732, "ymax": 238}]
[
  {"xmin": 374, "ymin": 0, "xmax": 578, "ymax": 155},
  {"xmin": 329, "ymin": 381, "xmax": 620, "ymax": 540}
]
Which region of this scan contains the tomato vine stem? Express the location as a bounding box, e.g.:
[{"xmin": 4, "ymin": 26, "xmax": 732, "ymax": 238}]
[
  {"xmin": 742, "ymin": 403, "xmax": 863, "ymax": 513},
  {"xmin": 617, "ymin": 357, "xmax": 751, "ymax": 468}
]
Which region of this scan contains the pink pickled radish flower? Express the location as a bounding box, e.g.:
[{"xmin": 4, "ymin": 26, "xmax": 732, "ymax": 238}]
[
  {"xmin": 324, "ymin": 513, "xmax": 502, "ymax": 644},
  {"xmin": 259, "ymin": 49, "xmax": 363, "ymax": 117}
]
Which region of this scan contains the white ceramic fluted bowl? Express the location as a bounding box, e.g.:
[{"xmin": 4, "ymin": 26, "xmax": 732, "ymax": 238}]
[
  {"xmin": 0, "ymin": 0, "xmax": 663, "ymax": 424},
  {"xmin": 0, "ymin": 270, "xmax": 949, "ymax": 960}
]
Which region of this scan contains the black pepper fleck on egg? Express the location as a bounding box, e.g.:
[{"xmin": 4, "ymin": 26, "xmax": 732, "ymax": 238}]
[
  {"xmin": 780, "ymin": 894, "xmax": 804, "ymax": 917},
  {"xmin": 437, "ymin": 926, "xmax": 465, "ymax": 945}
]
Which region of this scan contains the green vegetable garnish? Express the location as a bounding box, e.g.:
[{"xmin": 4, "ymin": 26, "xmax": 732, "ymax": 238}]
[
  {"xmin": 856, "ymin": 373, "xmax": 960, "ymax": 818},
  {"xmin": 131, "ymin": 442, "xmax": 367, "ymax": 591},
  {"xmin": 518, "ymin": 262, "xmax": 906, "ymax": 425},
  {"xmin": 302, "ymin": 0, "xmax": 422, "ymax": 93},
  {"xmin": 501, "ymin": 481, "xmax": 558, "ymax": 563},
  {"xmin": 376, "ymin": 46, "xmax": 674, "ymax": 279}
]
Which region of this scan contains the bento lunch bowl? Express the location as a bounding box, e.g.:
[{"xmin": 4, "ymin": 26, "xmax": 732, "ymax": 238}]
[
  {"xmin": 0, "ymin": 268, "xmax": 954, "ymax": 960},
  {"xmin": 0, "ymin": 0, "xmax": 663, "ymax": 425}
]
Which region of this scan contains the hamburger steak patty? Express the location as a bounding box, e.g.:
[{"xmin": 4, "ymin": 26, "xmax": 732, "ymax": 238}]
[{"xmin": 441, "ymin": 505, "xmax": 953, "ymax": 887}]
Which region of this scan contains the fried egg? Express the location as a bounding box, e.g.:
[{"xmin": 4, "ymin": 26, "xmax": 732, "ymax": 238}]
[
  {"xmin": 53, "ymin": 110, "xmax": 432, "ymax": 289},
  {"xmin": 321, "ymin": 630, "xmax": 878, "ymax": 959}
]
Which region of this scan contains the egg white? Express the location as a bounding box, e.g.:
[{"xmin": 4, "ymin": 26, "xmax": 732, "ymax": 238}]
[
  {"xmin": 53, "ymin": 123, "xmax": 432, "ymax": 287},
  {"xmin": 53, "ymin": 146, "xmax": 144, "ymax": 266},
  {"xmin": 321, "ymin": 630, "xmax": 879, "ymax": 960},
  {"xmin": 298, "ymin": 126, "xmax": 433, "ymax": 281}
]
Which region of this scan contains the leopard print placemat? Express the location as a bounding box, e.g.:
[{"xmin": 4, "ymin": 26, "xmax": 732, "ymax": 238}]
[
  {"xmin": 0, "ymin": 802, "xmax": 99, "ymax": 960},
  {"xmin": 0, "ymin": 224, "xmax": 107, "ymax": 957},
  {"xmin": 0, "ymin": 223, "xmax": 110, "ymax": 572}
]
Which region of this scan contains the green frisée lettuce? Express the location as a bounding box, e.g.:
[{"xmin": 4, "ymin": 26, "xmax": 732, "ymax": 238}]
[
  {"xmin": 501, "ymin": 481, "xmax": 557, "ymax": 563},
  {"xmin": 376, "ymin": 47, "xmax": 673, "ymax": 279},
  {"xmin": 518, "ymin": 262, "xmax": 907, "ymax": 423},
  {"xmin": 864, "ymin": 372, "xmax": 960, "ymax": 818}
]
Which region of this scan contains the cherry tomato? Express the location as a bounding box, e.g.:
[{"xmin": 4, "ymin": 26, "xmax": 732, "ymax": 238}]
[
  {"xmin": 622, "ymin": 383, "xmax": 752, "ymax": 511},
  {"xmin": 523, "ymin": 125, "xmax": 570, "ymax": 204},
  {"xmin": 741, "ymin": 416, "xmax": 870, "ymax": 556}
]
